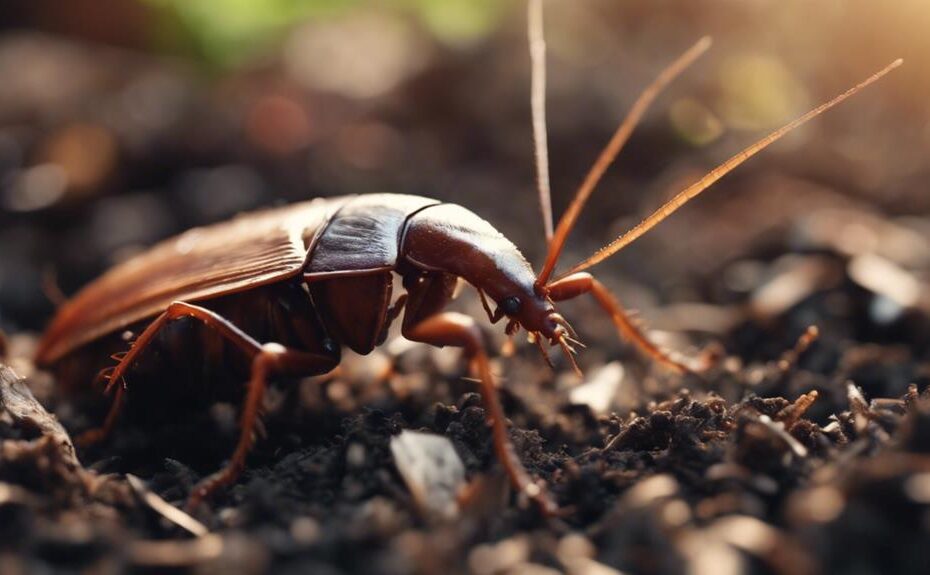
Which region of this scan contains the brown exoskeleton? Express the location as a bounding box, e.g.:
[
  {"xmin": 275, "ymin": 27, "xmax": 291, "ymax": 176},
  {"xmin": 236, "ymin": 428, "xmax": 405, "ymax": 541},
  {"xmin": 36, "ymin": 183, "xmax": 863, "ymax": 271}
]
[{"xmin": 35, "ymin": 1, "xmax": 900, "ymax": 514}]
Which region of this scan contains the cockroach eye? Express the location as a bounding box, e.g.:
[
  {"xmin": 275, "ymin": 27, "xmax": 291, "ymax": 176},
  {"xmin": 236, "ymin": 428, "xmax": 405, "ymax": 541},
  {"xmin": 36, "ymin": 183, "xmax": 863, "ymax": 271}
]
[{"xmin": 500, "ymin": 296, "xmax": 521, "ymax": 315}]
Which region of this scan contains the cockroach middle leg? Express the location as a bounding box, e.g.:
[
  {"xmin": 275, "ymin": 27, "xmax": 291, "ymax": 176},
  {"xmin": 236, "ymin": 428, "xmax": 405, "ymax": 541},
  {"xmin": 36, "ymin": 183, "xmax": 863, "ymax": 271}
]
[
  {"xmin": 547, "ymin": 272, "xmax": 707, "ymax": 374},
  {"xmin": 187, "ymin": 342, "xmax": 336, "ymax": 510},
  {"xmin": 75, "ymin": 301, "xmax": 267, "ymax": 447},
  {"xmin": 103, "ymin": 302, "xmax": 265, "ymax": 395},
  {"xmin": 403, "ymin": 311, "xmax": 558, "ymax": 516}
]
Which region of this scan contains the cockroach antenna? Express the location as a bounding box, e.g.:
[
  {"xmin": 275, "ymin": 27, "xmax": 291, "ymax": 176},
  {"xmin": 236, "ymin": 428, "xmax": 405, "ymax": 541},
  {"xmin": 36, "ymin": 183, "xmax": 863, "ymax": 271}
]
[
  {"xmin": 528, "ymin": 0, "xmax": 553, "ymax": 243},
  {"xmin": 522, "ymin": 15, "xmax": 898, "ymax": 379},
  {"xmin": 561, "ymin": 58, "xmax": 903, "ymax": 278},
  {"xmin": 535, "ymin": 36, "xmax": 713, "ymax": 289}
]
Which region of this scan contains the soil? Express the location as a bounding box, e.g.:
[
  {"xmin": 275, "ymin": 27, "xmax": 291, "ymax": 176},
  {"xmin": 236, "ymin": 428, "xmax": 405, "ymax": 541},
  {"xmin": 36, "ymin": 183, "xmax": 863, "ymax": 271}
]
[
  {"xmin": 4, "ymin": 215, "xmax": 930, "ymax": 575},
  {"xmin": 2, "ymin": 3, "xmax": 929, "ymax": 574}
]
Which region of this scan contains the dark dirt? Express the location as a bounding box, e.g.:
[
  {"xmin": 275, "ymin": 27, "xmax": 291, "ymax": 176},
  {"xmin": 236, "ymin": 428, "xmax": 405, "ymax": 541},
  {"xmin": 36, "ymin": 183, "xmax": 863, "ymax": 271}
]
[
  {"xmin": 3, "ymin": 2, "xmax": 930, "ymax": 574},
  {"xmin": 4, "ymin": 235, "xmax": 930, "ymax": 574}
]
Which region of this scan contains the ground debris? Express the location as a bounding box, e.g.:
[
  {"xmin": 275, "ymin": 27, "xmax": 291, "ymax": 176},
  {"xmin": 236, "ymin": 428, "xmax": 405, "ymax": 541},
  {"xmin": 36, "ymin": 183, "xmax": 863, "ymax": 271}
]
[
  {"xmin": 390, "ymin": 430, "xmax": 466, "ymax": 521},
  {"xmin": 1, "ymin": 19, "xmax": 929, "ymax": 573},
  {"xmin": 0, "ymin": 364, "xmax": 77, "ymax": 468},
  {"xmin": 126, "ymin": 473, "xmax": 209, "ymax": 536},
  {"xmin": 570, "ymin": 361, "xmax": 625, "ymax": 415}
]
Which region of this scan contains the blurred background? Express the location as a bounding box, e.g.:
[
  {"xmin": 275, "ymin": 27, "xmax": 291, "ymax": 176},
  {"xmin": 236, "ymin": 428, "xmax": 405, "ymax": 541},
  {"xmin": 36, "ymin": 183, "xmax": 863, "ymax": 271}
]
[{"xmin": 0, "ymin": 0, "xmax": 925, "ymax": 345}]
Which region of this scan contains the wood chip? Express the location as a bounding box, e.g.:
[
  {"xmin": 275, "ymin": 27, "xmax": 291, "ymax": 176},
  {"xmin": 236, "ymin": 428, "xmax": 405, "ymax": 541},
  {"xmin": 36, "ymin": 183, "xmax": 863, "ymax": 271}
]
[
  {"xmin": 0, "ymin": 364, "xmax": 78, "ymax": 467},
  {"xmin": 756, "ymin": 415, "xmax": 808, "ymax": 459},
  {"xmin": 126, "ymin": 474, "xmax": 209, "ymax": 537},
  {"xmin": 750, "ymin": 255, "xmax": 842, "ymax": 320},
  {"xmin": 846, "ymin": 381, "xmax": 872, "ymax": 434},
  {"xmin": 0, "ymin": 481, "xmax": 41, "ymax": 506},
  {"xmin": 570, "ymin": 361, "xmax": 624, "ymax": 415},
  {"xmin": 390, "ymin": 430, "xmax": 465, "ymax": 521},
  {"xmin": 776, "ymin": 390, "xmax": 819, "ymax": 429},
  {"xmin": 848, "ymin": 253, "xmax": 922, "ymax": 309}
]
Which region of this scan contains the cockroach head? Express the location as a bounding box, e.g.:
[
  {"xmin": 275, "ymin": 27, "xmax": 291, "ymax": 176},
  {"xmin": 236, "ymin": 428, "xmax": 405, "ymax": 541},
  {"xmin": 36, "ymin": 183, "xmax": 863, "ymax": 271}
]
[
  {"xmin": 402, "ymin": 203, "xmax": 582, "ymax": 369},
  {"xmin": 477, "ymin": 275, "xmax": 581, "ymax": 375}
]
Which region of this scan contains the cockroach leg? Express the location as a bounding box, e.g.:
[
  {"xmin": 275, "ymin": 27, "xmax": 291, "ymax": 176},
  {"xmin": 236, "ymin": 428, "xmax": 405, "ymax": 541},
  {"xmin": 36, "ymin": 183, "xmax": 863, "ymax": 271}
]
[
  {"xmin": 78, "ymin": 300, "xmax": 262, "ymax": 446},
  {"xmin": 547, "ymin": 273, "xmax": 697, "ymax": 374},
  {"xmin": 478, "ymin": 289, "xmax": 506, "ymax": 324},
  {"xmin": 102, "ymin": 301, "xmax": 263, "ymax": 395},
  {"xmin": 91, "ymin": 365, "xmax": 116, "ymax": 390},
  {"xmin": 478, "ymin": 289, "xmax": 495, "ymax": 321},
  {"xmin": 187, "ymin": 343, "xmax": 336, "ymax": 510},
  {"xmin": 376, "ymin": 294, "xmax": 408, "ymax": 345},
  {"xmin": 70, "ymin": 300, "xmax": 337, "ymax": 508},
  {"xmin": 75, "ymin": 385, "xmax": 125, "ymax": 447},
  {"xmin": 388, "ymin": 294, "xmax": 408, "ymax": 318},
  {"xmin": 402, "ymin": 311, "xmax": 558, "ymax": 516}
]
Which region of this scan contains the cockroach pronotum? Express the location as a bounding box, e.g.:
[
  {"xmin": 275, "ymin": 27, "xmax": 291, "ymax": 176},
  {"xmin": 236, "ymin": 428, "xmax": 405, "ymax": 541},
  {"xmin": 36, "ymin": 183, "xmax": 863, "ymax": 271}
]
[{"xmin": 35, "ymin": 1, "xmax": 900, "ymax": 514}]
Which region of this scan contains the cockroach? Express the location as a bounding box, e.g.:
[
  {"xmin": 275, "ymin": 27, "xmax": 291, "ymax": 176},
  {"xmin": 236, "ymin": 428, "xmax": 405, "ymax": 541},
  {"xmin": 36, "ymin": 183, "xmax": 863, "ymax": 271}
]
[{"xmin": 35, "ymin": 1, "xmax": 899, "ymax": 514}]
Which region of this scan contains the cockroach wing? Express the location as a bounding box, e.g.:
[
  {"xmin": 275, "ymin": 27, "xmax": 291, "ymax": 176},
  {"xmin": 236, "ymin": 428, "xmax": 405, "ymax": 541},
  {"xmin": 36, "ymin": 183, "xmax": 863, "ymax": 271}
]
[
  {"xmin": 37, "ymin": 197, "xmax": 349, "ymax": 364},
  {"xmin": 305, "ymin": 194, "xmax": 439, "ymax": 277}
]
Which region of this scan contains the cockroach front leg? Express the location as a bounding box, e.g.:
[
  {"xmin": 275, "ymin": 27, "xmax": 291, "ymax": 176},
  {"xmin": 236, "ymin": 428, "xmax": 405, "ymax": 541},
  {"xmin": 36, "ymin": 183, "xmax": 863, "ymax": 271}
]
[
  {"xmin": 403, "ymin": 311, "xmax": 558, "ymax": 516},
  {"xmin": 547, "ymin": 272, "xmax": 706, "ymax": 374}
]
